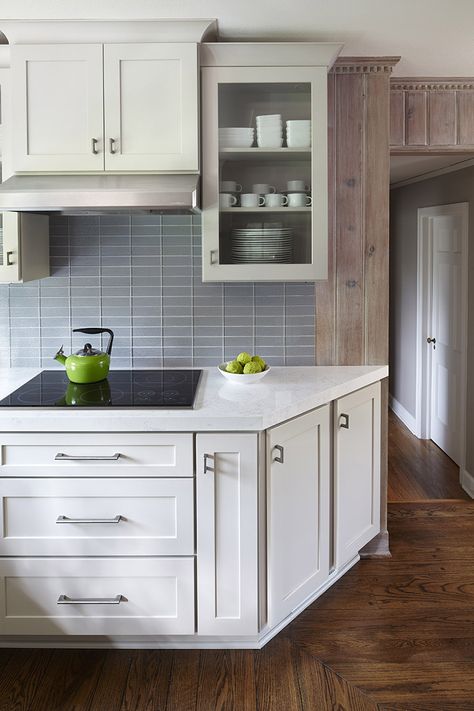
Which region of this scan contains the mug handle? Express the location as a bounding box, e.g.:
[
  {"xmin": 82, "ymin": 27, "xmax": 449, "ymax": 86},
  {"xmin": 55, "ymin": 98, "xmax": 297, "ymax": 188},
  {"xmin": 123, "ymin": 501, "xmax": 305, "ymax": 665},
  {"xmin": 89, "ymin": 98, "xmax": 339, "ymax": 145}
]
[
  {"xmin": 259, "ymin": 196, "xmax": 266, "ymax": 207},
  {"xmin": 306, "ymin": 196, "xmax": 313, "ymax": 207},
  {"xmin": 281, "ymin": 195, "xmax": 289, "ymax": 206},
  {"xmin": 236, "ymin": 183, "xmax": 243, "ymax": 193},
  {"xmin": 230, "ymin": 195, "xmax": 238, "ymax": 206}
]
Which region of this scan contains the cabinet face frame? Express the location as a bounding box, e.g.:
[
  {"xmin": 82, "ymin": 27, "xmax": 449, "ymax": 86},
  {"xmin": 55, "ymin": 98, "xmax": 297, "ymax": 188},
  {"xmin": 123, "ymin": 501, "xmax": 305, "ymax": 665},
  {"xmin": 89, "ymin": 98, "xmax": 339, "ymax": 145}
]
[
  {"xmin": 201, "ymin": 65, "xmax": 328, "ymax": 282},
  {"xmin": 11, "ymin": 44, "xmax": 104, "ymax": 173},
  {"xmin": 103, "ymin": 42, "xmax": 199, "ymax": 172}
]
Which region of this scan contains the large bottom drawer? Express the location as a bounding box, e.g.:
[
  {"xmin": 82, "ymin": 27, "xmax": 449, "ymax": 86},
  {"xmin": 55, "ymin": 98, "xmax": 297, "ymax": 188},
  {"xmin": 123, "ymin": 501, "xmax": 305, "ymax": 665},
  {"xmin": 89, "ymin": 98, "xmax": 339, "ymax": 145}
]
[{"xmin": 0, "ymin": 557, "xmax": 195, "ymax": 635}]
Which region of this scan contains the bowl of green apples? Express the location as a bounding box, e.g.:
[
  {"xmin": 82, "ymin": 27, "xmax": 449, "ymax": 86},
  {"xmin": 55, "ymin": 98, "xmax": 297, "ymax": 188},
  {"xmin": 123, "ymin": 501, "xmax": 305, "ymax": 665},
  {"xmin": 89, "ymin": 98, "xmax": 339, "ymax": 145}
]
[{"xmin": 218, "ymin": 352, "xmax": 270, "ymax": 385}]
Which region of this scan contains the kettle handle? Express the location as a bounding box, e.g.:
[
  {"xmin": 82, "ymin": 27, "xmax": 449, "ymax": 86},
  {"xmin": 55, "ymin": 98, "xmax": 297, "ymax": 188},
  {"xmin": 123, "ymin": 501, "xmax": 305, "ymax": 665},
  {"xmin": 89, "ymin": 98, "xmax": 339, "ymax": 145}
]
[{"xmin": 73, "ymin": 328, "xmax": 114, "ymax": 356}]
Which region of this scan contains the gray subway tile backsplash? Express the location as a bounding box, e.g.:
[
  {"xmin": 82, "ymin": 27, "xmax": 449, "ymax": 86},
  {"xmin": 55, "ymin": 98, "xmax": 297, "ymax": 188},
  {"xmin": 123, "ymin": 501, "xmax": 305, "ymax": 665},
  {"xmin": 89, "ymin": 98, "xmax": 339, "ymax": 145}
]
[{"xmin": 0, "ymin": 214, "xmax": 316, "ymax": 368}]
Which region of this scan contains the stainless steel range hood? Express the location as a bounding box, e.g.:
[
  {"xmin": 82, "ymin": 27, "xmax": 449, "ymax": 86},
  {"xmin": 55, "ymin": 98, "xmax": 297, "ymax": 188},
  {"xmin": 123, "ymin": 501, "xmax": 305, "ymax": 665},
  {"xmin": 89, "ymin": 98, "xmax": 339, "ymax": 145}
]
[{"xmin": 0, "ymin": 174, "xmax": 200, "ymax": 214}]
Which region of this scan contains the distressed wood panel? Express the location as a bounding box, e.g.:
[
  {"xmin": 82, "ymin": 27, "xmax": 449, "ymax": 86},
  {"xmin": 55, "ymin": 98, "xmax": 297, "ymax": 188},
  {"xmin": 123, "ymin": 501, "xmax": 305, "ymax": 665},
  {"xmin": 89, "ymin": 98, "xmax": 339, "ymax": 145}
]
[
  {"xmin": 429, "ymin": 91, "xmax": 457, "ymax": 145},
  {"xmin": 365, "ymin": 72, "xmax": 390, "ymax": 365},
  {"xmin": 457, "ymin": 91, "xmax": 474, "ymax": 144},
  {"xmin": 335, "ymin": 72, "xmax": 365, "ymax": 365},
  {"xmin": 405, "ymin": 91, "xmax": 428, "ymax": 145},
  {"xmin": 315, "ymin": 72, "xmax": 336, "ymax": 364},
  {"xmin": 390, "ymin": 90, "xmax": 404, "ymax": 145}
]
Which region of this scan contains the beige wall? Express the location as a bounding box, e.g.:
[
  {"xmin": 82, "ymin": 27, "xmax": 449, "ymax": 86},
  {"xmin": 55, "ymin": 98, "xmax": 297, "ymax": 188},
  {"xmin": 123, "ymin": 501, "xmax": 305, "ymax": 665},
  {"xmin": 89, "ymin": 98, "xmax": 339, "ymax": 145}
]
[{"xmin": 390, "ymin": 165, "xmax": 474, "ymax": 472}]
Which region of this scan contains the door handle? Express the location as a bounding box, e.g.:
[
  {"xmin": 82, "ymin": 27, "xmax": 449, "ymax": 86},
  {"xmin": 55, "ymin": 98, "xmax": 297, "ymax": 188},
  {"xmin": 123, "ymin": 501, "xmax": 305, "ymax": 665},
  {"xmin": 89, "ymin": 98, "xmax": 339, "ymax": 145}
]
[
  {"xmin": 210, "ymin": 249, "xmax": 218, "ymax": 265},
  {"xmin": 203, "ymin": 453, "xmax": 214, "ymax": 473},
  {"xmin": 57, "ymin": 595, "xmax": 123, "ymax": 605},
  {"xmin": 109, "ymin": 138, "xmax": 117, "ymax": 154},
  {"xmin": 55, "ymin": 452, "xmax": 121, "ymax": 461},
  {"xmin": 273, "ymin": 445, "xmax": 284, "ymax": 464},
  {"xmin": 91, "ymin": 138, "xmax": 99, "ymax": 154},
  {"xmin": 339, "ymin": 413, "xmax": 350, "ymax": 429},
  {"xmin": 6, "ymin": 251, "xmax": 14, "ymax": 266},
  {"xmin": 56, "ymin": 515, "xmax": 123, "ymax": 524},
  {"xmin": 427, "ymin": 337, "xmax": 436, "ymax": 350}
]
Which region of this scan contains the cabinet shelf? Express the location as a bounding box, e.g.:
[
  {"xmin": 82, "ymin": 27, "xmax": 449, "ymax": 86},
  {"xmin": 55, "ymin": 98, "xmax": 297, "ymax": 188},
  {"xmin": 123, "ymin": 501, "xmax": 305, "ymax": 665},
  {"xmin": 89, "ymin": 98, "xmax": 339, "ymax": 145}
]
[
  {"xmin": 219, "ymin": 147, "xmax": 310, "ymax": 161},
  {"xmin": 220, "ymin": 207, "xmax": 311, "ymax": 213}
]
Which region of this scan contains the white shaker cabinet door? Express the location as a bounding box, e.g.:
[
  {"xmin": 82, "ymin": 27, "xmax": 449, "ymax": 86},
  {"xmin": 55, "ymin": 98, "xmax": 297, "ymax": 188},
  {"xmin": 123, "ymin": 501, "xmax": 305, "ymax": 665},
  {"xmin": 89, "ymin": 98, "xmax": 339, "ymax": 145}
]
[
  {"xmin": 11, "ymin": 44, "xmax": 104, "ymax": 172},
  {"xmin": 103, "ymin": 43, "xmax": 199, "ymax": 172},
  {"xmin": 334, "ymin": 382, "xmax": 381, "ymax": 568},
  {"xmin": 267, "ymin": 406, "xmax": 331, "ymax": 628},
  {"xmin": 196, "ymin": 433, "xmax": 259, "ymax": 635}
]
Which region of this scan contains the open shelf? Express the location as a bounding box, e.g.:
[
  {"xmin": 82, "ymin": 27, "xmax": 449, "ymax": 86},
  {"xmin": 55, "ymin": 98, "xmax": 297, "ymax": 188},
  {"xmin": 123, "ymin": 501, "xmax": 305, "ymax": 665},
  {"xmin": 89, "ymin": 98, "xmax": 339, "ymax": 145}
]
[
  {"xmin": 220, "ymin": 207, "xmax": 311, "ymax": 213},
  {"xmin": 219, "ymin": 147, "xmax": 310, "ymax": 161}
]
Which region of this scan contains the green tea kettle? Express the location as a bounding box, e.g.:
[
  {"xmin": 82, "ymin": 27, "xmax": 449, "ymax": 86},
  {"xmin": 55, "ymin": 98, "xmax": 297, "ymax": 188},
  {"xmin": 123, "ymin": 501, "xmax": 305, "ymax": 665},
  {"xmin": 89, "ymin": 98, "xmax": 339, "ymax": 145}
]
[{"xmin": 54, "ymin": 328, "xmax": 114, "ymax": 384}]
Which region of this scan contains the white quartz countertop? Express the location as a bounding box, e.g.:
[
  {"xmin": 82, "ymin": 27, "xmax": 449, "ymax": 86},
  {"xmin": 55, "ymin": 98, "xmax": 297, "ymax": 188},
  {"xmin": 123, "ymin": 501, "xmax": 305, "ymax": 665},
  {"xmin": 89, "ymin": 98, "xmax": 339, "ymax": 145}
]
[{"xmin": 0, "ymin": 365, "xmax": 388, "ymax": 432}]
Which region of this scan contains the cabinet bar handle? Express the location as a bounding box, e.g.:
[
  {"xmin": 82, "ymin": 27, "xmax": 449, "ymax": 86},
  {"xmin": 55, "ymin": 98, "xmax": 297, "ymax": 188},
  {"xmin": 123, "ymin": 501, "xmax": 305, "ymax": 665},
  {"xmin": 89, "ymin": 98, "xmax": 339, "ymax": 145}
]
[
  {"xmin": 340, "ymin": 413, "xmax": 350, "ymax": 429},
  {"xmin": 109, "ymin": 138, "xmax": 117, "ymax": 154},
  {"xmin": 56, "ymin": 515, "xmax": 123, "ymax": 524},
  {"xmin": 203, "ymin": 453, "xmax": 214, "ymax": 473},
  {"xmin": 55, "ymin": 452, "xmax": 121, "ymax": 461},
  {"xmin": 210, "ymin": 249, "xmax": 218, "ymax": 265},
  {"xmin": 57, "ymin": 595, "xmax": 123, "ymax": 605},
  {"xmin": 273, "ymin": 445, "xmax": 284, "ymax": 464},
  {"xmin": 6, "ymin": 251, "xmax": 14, "ymax": 266},
  {"xmin": 91, "ymin": 138, "xmax": 99, "ymax": 154}
]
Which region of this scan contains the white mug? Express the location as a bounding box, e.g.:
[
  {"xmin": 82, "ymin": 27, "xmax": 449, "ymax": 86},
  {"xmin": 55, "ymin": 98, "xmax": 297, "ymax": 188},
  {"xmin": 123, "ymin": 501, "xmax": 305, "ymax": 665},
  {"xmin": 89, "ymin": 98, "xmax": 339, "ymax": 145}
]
[
  {"xmin": 265, "ymin": 193, "xmax": 288, "ymax": 208},
  {"xmin": 287, "ymin": 180, "xmax": 310, "ymax": 192},
  {"xmin": 287, "ymin": 193, "xmax": 312, "ymax": 207},
  {"xmin": 252, "ymin": 183, "xmax": 276, "ymax": 195},
  {"xmin": 240, "ymin": 193, "xmax": 266, "ymax": 208},
  {"xmin": 220, "ymin": 180, "xmax": 242, "ymax": 193},
  {"xmin": 219, "ymin": 193, "xmax": 238, "ymax": 208}
]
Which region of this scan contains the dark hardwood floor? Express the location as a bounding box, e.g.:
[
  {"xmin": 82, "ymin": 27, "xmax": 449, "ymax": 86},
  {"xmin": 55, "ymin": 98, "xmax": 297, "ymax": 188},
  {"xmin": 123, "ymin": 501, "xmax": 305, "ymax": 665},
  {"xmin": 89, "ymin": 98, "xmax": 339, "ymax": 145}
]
[
  {"xmin": 388, "ymin": 410, "xmax": 469, "ymax": 501},
  {"xmin": 0, "ymin": 415, "xmax": 473, "ymax": 710}
]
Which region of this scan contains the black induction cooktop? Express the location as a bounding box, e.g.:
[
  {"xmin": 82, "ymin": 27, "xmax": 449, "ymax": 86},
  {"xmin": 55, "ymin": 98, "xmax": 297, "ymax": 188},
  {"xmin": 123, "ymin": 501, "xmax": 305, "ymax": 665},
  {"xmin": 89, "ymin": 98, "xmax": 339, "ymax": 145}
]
[{"xmin": 0, "ymin": 370, "xmax": 203, "ymax": 408}]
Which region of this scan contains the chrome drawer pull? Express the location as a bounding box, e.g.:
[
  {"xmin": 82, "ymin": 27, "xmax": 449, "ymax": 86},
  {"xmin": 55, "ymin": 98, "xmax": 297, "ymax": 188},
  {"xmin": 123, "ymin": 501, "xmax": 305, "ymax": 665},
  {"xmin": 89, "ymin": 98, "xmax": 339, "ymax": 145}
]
[
  {"xmin": 57, "ymin": 595, "xmax": 123, "ymax": 605},
  {"xmin": 55, "ymin": 452, "xmax": 121, "ymax": 461},
  {"xmin": 56, "ymin": 515, "xmax": 123, "ymax": 524}
]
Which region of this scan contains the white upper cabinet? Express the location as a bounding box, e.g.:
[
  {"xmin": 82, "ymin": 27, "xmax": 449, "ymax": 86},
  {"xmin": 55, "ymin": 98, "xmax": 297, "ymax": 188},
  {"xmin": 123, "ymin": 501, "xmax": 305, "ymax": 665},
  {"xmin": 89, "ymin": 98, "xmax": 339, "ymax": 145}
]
[
  {"xmin": 11, "ymin": 44, "xmax": 104, "ymax": 172},
  {"xmin": 10, "ymin": 42, "xmax": 199, "ymax": 174},
  {"xmin": 200, "ymin": 43, "xmax": 341, "ymax": 282},
  {"xmin": 0, "ymin": 212, "xmax": 49, "ymax": 283},
  {"xmin": 103, "ymin": 43, "xmax": 198, "ymax": 172},
  {"xmin": 334, "ymin": 382, "xmax": 381, "ymax": 569}
]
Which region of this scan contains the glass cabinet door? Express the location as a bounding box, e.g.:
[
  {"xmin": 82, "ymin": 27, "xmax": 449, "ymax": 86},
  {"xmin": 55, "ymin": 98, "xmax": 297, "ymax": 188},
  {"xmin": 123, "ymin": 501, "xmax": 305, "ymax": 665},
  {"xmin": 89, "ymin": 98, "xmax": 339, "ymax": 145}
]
[{"xmin": 202, "ymin": 65, "xmax": 328, "ymax": 282}]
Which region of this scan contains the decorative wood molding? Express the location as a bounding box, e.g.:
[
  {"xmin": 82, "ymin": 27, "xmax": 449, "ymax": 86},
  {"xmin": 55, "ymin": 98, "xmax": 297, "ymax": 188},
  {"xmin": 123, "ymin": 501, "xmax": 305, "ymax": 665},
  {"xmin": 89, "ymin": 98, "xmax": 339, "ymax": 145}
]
[
  {"xmin": 333, "ymin": 56, "xmax": 400, "ymax": 74},
  {"xmin": 391, "ymin": 77, "xmax": 474, "ymax": 91}
]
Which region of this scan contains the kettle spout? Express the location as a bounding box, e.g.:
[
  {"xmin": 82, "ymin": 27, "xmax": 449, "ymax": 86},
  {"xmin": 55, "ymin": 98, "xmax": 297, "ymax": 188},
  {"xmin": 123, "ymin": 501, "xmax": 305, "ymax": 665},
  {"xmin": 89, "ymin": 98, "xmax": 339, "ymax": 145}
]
[{"xmin": 54, "ymin": 345, "xmax": 67, "ymax": 366}]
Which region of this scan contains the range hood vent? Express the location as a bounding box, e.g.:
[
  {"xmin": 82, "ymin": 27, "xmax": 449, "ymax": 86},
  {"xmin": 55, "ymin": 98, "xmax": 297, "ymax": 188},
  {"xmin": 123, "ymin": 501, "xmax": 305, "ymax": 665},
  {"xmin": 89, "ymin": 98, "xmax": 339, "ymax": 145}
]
[{"xmin": 0, "ymin": 174, "xmax": 200, "ymax": 214}]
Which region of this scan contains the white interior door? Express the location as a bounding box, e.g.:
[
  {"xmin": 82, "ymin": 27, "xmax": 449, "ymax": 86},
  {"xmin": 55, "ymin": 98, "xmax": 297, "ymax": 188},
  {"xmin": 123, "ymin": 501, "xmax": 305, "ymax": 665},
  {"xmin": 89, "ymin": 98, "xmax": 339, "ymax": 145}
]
[{"xmin": 427, "ymin": 207, "xmax": 467, "ymax": 464}]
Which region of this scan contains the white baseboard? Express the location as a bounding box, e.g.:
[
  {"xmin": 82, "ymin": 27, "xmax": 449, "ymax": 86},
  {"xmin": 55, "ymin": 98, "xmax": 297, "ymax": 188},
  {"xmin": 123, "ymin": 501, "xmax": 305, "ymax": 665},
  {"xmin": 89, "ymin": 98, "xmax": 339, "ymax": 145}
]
[
  {"xmin": 461, "ymin": 468, "xmax": 474, "ymax": 499},
  {"xmin": 389, "ymin": 394, "xmax": 419, "ymax": 436}
]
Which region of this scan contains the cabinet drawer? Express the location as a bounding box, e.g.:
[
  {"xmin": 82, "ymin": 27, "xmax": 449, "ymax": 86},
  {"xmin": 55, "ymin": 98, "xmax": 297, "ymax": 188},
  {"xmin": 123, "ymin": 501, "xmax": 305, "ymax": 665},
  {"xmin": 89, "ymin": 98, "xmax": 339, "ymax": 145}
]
[
  {"xmin": 0, "ymin": 557, "xmax": 195, "ymax": 635},
  {"xmin": 0, "ymin": 433, "xmax": 193, "ymax": 477},
  {"xmin": 0, "ymin": 478, "xmax": 194, "ymax": 556}
]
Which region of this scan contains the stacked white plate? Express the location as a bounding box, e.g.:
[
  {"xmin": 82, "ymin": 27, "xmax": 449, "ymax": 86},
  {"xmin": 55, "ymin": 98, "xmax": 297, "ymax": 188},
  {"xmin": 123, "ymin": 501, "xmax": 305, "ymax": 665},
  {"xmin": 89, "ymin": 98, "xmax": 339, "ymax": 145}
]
[
  {"xmin": 231, "ymin": 226, "xmax": 293, "ymax": 264},
  {"xmin": 219, "ymin": 127, "xmax": 255, "ymax": 149},
  {"xmin": 286, "ymin": 120, "xmax": 311, "ymax": 148},
  {"xmin": 256, "ymin": 114, "xmax": 283, "ymax": 148}
]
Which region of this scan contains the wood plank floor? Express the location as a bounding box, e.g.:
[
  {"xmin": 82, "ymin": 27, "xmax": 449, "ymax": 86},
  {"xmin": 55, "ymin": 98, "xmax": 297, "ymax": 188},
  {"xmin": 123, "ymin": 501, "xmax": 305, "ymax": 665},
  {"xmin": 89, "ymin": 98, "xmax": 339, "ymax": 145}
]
[
  {"xmin": 388, "ymin": 410, "xmax": 469, "ymax": 501},
  {"xmin": 0, "ymin": 418, "xmax": 473, "ymax": 710}
]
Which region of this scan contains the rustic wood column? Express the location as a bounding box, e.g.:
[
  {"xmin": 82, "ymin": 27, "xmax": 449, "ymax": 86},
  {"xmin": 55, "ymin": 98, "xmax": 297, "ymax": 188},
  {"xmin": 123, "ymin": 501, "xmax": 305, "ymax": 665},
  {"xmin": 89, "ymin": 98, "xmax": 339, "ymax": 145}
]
[{"xmin": 317, "ymin": 57, "xmax": 399, "ymax": 557}]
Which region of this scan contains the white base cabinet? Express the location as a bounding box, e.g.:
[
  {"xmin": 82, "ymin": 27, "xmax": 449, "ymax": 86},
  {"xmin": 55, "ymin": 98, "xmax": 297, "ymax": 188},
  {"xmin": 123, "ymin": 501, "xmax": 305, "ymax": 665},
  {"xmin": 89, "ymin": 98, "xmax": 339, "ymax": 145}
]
[
  {"xmin": 0, "ymin": 381, "xmax": 382, "ymax": 646},
  {"xmin": 334, "ymin": 382, "xmax": 381, "ymax": 568},
  {"xmin": 267, "ymin": 406, "xmax": 330, "ymax": 627}
]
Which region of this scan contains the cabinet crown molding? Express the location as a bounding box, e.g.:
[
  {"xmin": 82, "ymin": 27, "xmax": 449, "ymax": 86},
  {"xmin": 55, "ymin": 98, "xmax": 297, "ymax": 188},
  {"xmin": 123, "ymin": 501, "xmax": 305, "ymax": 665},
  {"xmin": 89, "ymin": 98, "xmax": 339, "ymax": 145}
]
[
  {"xmin": 333, "ymin": 56, "xmax": 400, "ymax": 74},
  {"xmin": 391, "ymin": 77, "xmax": 474, "ymax": 91},
  {"xmin": 0, "ymin": 19, "xmax": 218, "ymax": 44},
  {"xmin": 200, "ymin": 42, "xmax": 343, "ymax": 68}
]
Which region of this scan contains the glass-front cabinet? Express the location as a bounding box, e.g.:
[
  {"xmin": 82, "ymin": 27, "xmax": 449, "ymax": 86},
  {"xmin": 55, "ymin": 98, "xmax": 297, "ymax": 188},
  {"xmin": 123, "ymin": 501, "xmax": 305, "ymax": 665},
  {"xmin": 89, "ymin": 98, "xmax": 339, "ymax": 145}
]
[{"xmin": 201, "ymin": 43, "xmax": 341, "ymax": 282}]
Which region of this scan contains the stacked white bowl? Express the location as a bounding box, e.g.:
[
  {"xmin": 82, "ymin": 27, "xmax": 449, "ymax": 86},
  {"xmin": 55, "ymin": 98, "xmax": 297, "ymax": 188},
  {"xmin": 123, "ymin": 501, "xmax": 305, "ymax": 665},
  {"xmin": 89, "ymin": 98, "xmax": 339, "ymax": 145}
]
[
  {"xmin": 256, "ymin": 114, "xmax": 283, "ymax": 148},
  {"xmin": 286, "ymin": 120, "xmax": 311, "ymax": 148},
  {"xmin": 219, "ymin": 127, "xmax": 255, "ymax": 149}
]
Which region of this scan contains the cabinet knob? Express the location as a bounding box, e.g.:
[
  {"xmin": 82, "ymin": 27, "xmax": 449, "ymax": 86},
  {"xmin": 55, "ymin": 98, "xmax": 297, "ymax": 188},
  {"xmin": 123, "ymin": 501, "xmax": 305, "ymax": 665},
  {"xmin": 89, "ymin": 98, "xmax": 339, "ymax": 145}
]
[
  {"xmin": 273, "ymin": 445, "xmax": 284, "ymax": 464},
  {"xmin": 339, "ymin": 413, "xmax": 350, "ymax": 429}
]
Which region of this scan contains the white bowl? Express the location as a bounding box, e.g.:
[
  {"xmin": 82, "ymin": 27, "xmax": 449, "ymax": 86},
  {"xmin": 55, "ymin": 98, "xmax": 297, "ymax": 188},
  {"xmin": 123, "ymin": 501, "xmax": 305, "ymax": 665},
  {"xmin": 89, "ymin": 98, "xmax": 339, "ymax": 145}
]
[{"xmin": 218, "ymin": 362, "xmax": 271, "ymax": 385}]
